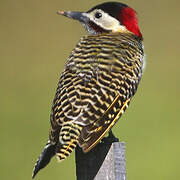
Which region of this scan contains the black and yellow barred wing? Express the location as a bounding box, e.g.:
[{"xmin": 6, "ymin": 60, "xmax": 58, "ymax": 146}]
[{"xmin": 79, "ymin": 95, "xmax": 130, "ymax": 152}]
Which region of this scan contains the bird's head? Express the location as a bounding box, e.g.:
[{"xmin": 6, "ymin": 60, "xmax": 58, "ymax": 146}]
[{"xmin": 57, "ymin": 2, "xmax": 142, "ymax": 38}]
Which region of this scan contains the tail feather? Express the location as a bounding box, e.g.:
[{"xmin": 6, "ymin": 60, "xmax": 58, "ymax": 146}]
[
  {"xmin": 56, "ymin": 123, "xmax": 82, "ymax": 161},
  {"xmin": 32, "ymin": 141, "xmax": 56, "ymax": 179},
  {"xmin": 32, "ymin": 123, "xmax": 82, "ymax": 178},
  {"xmin": 56, "ymin": 139, "xmax": 78, "ymax": 161}
]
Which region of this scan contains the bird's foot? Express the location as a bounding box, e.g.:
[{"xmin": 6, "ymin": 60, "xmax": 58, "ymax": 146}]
[{"xmin": 102, "ymin": 130, "xmax": 119, "ymax": 144}]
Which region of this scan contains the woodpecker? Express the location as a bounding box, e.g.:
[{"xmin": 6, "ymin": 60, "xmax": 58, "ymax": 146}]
[{"xmin": 32, "ymin": 2, "xmax": 145, "ymax": 178}]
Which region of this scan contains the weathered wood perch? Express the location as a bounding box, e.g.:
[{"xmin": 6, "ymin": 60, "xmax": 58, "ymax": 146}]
[{"xmin": 75, "ymin": 139, "xmax": 126, "ymax": 180}]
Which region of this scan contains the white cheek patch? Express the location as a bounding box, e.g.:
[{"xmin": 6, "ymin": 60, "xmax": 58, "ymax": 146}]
[{"xmin": 84, "ymin": 10, "xmax": 128, "ymax": 33}]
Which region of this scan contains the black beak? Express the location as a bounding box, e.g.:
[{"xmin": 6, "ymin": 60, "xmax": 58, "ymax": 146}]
[{"xmin": 57, "ymin": 11, "xmax": 89, "ymax": 23}]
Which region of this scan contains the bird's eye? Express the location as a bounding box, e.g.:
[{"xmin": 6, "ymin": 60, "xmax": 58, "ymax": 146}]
[{"xmin": 95, "ymin": 12, "xmax": 102, "ymax": 19}]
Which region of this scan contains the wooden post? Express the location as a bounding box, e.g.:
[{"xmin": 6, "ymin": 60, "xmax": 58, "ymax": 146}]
[{"xmin": 75, "ymin": 140, "xmax": 126, "ymax": 180}]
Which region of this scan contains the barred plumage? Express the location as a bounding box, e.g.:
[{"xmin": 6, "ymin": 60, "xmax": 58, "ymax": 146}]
[
  {"xmin": 56, "ymin": 123, "xmax": 82, "ymax": 161},
  {"xmin": 51, "ymin": 33, "xmax": 143, "ymax": 153},
  {"xmin": 33, "ymin": 2, "xmax": 145, "ymax": 178}
]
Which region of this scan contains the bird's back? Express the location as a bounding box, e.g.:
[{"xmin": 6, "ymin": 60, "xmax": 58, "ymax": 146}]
[{"xmin": 50, "ymin": 32, "xmax": 144, "ymax": 155}]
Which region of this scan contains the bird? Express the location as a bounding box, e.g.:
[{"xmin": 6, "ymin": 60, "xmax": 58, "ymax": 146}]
[{"xmin": 32, "ymin": 1, "xmax": 145, "ymax": 178}]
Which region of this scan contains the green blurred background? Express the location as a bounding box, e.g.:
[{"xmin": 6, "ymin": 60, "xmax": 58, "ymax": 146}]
[{"xmin": 1, "ymin": 0, "xmax": 180, "ymax": 179}]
